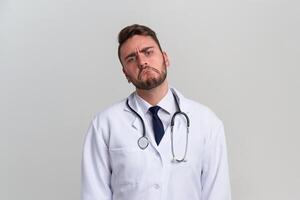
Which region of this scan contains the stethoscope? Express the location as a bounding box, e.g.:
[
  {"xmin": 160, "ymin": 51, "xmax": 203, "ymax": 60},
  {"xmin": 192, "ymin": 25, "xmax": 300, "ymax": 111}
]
[{"xmin": 126, "ymin": 89, "xmax": 190, "ymax": 163}]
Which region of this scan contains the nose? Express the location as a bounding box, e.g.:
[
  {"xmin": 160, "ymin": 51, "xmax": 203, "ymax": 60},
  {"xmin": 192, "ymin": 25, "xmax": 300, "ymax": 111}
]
[{"xmin": 137, "ymin": 54, "xmax": 148, "ymax": 69}]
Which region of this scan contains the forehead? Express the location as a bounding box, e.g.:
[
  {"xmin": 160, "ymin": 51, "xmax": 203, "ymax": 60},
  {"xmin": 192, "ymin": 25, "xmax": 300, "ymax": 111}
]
[{"xmin": 120, "ymin": 35, "xmax": 159, "ymax": 57}]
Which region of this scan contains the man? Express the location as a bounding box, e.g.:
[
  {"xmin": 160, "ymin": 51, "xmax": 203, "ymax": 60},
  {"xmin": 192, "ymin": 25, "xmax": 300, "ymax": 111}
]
[{"xmin": 82, "ymin": 24, "xmax": 231, "ymax": 200}]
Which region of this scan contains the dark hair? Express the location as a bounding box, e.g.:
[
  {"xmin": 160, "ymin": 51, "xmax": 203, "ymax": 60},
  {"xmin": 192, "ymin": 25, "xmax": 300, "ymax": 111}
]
[{"xmin": 118, "ymin": 24, "xmax": 163, "ymax": 64}]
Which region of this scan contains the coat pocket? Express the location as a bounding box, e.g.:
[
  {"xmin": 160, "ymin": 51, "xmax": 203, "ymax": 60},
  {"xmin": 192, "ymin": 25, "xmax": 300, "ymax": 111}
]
[{"xmin": 109, "ymin": 147, "xmax": 146, "ymax": 186}]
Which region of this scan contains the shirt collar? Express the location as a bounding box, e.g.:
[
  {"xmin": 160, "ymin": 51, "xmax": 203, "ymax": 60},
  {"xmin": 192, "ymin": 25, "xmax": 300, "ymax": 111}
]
[
  {"xmin": 134, "ymin": 92, "xmax": 151, "ymax": 116},
  {"xmin": 134, "ymin": 88, "xmax": 176, "ymax": 115},
  {"xmin": 157, "ymin": 89, "xmax": 176, "ymax": 115}
]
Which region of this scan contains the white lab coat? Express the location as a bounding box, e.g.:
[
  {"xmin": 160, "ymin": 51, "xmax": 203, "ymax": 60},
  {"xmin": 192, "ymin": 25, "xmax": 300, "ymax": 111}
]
[{"xmin": 82, "ymin": 88, "xmax": 231, "ymax": 200}]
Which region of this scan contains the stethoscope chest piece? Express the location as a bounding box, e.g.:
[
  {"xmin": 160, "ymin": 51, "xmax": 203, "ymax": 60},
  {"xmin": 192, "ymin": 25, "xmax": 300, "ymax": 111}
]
[{"xmin": 138, "ymin": 136, "xmax": 149, "ymax": 150}]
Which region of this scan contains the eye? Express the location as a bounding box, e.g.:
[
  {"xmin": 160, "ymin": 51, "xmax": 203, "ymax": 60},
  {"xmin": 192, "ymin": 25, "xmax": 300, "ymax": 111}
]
[
  {"xmin": 144, "ymin": 49, "xmax": 153, "ymax": 56},
  {"xmin": 126, "ymin": 56, "xmax": 136, "ymax": 63}
]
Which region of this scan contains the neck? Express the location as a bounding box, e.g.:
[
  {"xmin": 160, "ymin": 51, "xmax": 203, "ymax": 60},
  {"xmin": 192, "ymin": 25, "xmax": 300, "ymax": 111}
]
[{"xmin": 136, "ymin": 80, "xmax": 169, "ymax": 106}]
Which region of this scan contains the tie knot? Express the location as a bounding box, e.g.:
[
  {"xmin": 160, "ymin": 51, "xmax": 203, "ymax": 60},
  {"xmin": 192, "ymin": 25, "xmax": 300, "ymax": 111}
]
[{"xmin": 149, "ymin": 106, "xmax": 161, "ymax": 115}]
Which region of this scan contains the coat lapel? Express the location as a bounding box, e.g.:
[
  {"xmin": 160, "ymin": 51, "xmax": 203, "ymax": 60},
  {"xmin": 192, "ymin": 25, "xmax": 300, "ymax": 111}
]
[
  {"xmin": 123, "ymin": 93, "xmax": 159, "ymax": 151},
  {"xmin": 123, "ymin": 93, "xmax": 141, "ymax": 131}
]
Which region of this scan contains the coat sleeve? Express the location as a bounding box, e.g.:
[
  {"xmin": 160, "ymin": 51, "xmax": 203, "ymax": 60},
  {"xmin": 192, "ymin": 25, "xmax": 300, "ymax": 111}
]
[
  {"xmin": 201, "ymin": 121, "xmax": 231, "ymax": 200},
  {"xmin": 81, "ymin": 118, "xmax": 112, "ymax": 200}
]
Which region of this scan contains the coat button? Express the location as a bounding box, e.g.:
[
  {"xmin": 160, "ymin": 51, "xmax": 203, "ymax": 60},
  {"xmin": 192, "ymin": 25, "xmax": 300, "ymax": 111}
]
[{"xmin": 153, "ymin": 183, "xmax": 160, "ymax": 189}]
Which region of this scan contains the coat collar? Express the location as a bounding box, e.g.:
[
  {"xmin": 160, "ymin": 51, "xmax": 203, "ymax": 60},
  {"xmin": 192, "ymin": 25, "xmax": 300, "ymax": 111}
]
[
  {"xmin": 169, "ymin": 87, "xmax": 191, "ymax": 114},
  {"xmin": 123, "ymin": 87, "xmax": 191, "ymax": 122},
  {"xmin": 124, "ymin": 92, "xmax": 141, "ymax": 130}
]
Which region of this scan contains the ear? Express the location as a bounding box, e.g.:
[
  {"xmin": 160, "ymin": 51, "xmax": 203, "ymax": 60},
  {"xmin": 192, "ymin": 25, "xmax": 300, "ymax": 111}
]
[
  {"xmin": 162, "ymin": 51, "xmax": 170, "ymax": 67},
  {"xmin": 122, "ymin": 67, "xmax": 131, "ymax": 83}
]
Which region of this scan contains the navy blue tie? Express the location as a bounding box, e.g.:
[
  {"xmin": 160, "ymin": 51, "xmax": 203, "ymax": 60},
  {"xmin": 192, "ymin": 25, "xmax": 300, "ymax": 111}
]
[{"xmin": 149, "ymin": 106, "xmax": 164, "ymax": 145}]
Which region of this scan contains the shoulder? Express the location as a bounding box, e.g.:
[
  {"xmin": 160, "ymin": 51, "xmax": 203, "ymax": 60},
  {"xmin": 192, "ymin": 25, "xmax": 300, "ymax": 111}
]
[
  {"xmin": 188, "ymin": 98, "xmax": 221, "ymax": 121},
  {"xmin": 181, "ymin": 96, "xmax": 225, "ymax": 142},
  {"xmin": 96, "ymin": 99, "xmax": 126, "ymax": 117},
  {"xmin": 90, "ymin": 98, "xmax": 128, "ymax": 128},
  {"xmin": 174, "ymin": 88, "xmax": 223, "ymax": 127}
]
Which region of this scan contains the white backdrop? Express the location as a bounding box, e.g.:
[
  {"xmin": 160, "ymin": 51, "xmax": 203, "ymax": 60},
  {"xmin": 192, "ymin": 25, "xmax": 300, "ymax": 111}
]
[{"xmin": 1, "ymin": 0, "xmax": 299, "ymax": 199}]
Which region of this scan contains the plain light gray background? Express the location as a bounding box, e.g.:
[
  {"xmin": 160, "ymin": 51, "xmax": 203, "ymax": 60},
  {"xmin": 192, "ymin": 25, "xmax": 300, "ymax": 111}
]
[{"xmin": 1, "ymin": 0, "xmax": 299, "ymax": 199}]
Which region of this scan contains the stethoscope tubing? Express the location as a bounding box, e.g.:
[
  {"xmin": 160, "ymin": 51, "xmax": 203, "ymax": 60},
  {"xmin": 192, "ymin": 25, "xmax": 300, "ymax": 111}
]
[{"xmin": 126, "ymin": 90, "xmax": 190, "ymax": 162}]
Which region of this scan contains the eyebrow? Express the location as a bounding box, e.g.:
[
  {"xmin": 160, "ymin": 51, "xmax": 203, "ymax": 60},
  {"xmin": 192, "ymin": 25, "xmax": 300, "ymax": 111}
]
[{"xmin": 124, "ymin": 46, "xmax": 154, "ymax": 60}]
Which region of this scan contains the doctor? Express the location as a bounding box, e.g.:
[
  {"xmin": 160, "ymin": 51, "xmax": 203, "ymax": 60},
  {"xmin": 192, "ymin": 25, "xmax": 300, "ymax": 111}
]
[{"xmin": 82, "ymin": 24, "xmax": 231, "ymax": 200}]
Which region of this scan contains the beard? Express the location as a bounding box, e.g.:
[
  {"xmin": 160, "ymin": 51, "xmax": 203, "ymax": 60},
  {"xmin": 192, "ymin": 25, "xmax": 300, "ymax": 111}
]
[{"xmin": 130, "ymin": 61, "xmax": 167, "ymax": 90}]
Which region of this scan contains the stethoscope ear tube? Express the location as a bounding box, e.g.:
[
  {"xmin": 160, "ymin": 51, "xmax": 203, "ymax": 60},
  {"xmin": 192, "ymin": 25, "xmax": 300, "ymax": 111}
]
[
  {"xmin": 126, "ymin": 99, "xmax": 146, "ymax": 137},
  {"xmin": 171, "ymin": 111, "xmax": 190, "ymax": 127},
  {"xmin": 170, "ymin": 111, "xmax": 190, "ymax": 163},
  {"xmin": 126, "ymin": 99, "xmax": 149, "ymax": 150}
]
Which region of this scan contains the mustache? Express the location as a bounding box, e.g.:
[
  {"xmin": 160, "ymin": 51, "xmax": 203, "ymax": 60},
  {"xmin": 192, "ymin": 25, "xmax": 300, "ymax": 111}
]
[{"xmin": 138, "ymin": 66, "xmax": 160, "ymax": 79}]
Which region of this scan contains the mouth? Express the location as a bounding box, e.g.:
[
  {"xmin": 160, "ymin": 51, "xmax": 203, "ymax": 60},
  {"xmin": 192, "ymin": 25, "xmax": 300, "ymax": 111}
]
[{"xmin": 138, "ymin": 67, "xmax": 159, "ymax": 80}]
